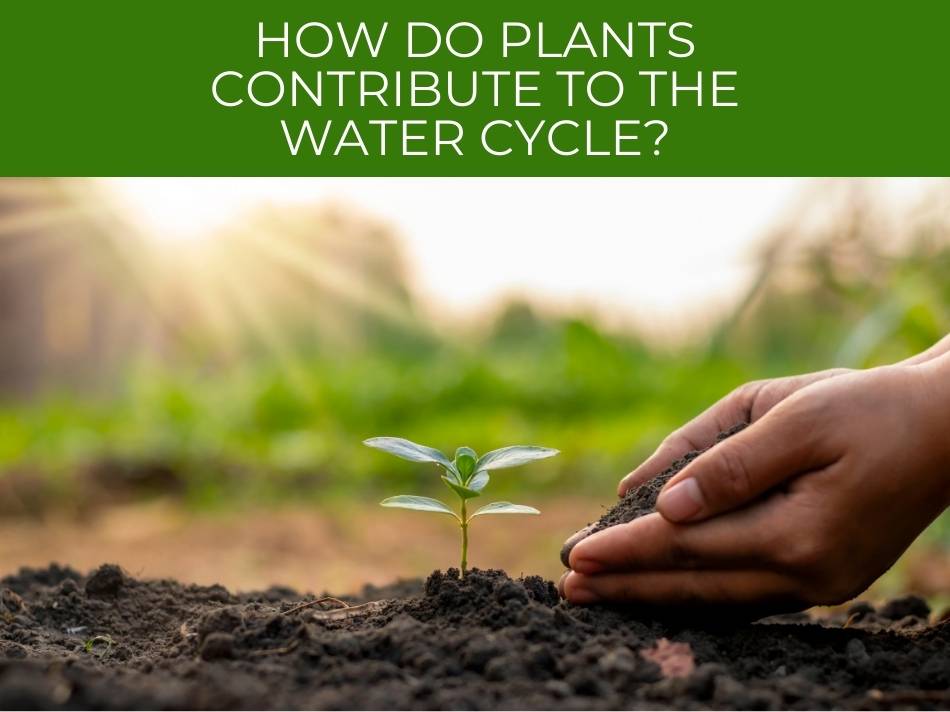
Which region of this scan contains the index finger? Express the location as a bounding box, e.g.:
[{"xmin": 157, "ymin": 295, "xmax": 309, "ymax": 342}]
[
  {"xmin": 656, "ymin": 399, "xmax": 833, "ymax": 523},
  {"xmin": 618, "ymin": 383, "xmax": 762, "ymax": 496},
  {"xmin": 619, "ymin": 370, "xmax": 850, "ymax": 496}
]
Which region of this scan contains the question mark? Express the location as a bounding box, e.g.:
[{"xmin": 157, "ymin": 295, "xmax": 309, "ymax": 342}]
[{"xmin": 644, "ymin": 119, "xmax": 668, "ymax": 156}]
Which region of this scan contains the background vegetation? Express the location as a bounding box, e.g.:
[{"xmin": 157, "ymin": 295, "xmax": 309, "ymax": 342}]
[{"xmin": 0, "ymin": 179, "xmax": 948, "ymax": 596}]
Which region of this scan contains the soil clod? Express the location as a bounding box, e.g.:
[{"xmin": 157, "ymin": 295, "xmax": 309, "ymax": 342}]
[
  {"xmin": 83, "ymin": 564, "xmax": 125, "ymax": 597},
  {"xmin": 879, "ymin": 594, "xmax": 931, "ymax": 621}
]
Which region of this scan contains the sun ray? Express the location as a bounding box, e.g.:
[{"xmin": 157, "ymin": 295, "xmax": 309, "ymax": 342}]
[
  {"xmin": 212, "ymin": 244, "xmax": 316, "ymax": 398},
  {"xmin": 234, "ymin": 214, "xmax": 420, "ymax": 332}
]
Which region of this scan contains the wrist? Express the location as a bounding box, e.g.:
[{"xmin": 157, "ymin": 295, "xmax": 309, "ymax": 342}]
[{"xmin": 912, "ymin": 353, "xmax": 950, "ymax": 505}]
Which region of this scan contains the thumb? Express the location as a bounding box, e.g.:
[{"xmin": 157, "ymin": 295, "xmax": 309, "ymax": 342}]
[{"xmin": 655, "ymin": 403, "xmax": 829, "ymax": 523}]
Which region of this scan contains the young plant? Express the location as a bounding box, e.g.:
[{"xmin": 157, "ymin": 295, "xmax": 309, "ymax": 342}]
[
  {"xmin": 83, "ymin": 634, "xmax": 115, "ymax": 654},
  {"xmin": 364, "ymin": 437, "xmax": 558, "ymax": 574}
]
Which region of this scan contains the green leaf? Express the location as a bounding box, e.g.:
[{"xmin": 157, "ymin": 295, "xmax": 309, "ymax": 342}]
[
  {"xmin": 471, "ymin": 502, "xmax": 541, "ymax": 517},
  {"xmin": 454, "ymin": 446, "xmax": 478, "ymax": 479},
  {"xmin": 380, "ymin": 495, "xmax": 460, "ymax": 520},
  {"xmin": 474, "ymin": 446, "xmax": 559, "ymax": 472},
  {"xmin": 441, "ymin": 476, "xmax": 482, "ymax": 500},
  {"xmin": 443, "ymin": 466, "xmax": 463, "ymax": 485},
  {"xmin": 467, "ymin": 470, "xmax": 490, "ymax": 492},
  {"xmin": 364, "ymin": 437, "xmax": 454, "ymax": 470}
]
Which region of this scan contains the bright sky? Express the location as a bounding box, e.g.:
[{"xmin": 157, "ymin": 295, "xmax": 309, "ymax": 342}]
[{"xmin": 103, "ymin": 178, "xmax": 936, "ymax": 334}]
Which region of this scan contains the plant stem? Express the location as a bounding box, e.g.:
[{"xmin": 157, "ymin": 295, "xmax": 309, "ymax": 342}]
[{"xmin": 460, "ymin": 500, "xmax": 468, "ymax": 576}]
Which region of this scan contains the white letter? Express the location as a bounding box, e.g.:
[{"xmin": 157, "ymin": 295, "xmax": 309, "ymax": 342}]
[
  {"xmin": 290, "ymin": 71, "xmax": 322, "ymax": 107},
  {"xmin": 258, "ymin": 22, "xmax": 289, "ymax": 58},
  {"xmin": 638, "ymin": 70, "xmax": 665, "ymax": 107},
  {"xmin": 446, "ymin": 71, "xmax": 478, "ymax": 107},
  {"xmin": 402, "ymin": 120, "xmax": 427, "ymax": 156},
  {"xmin": 671, "ymin": 70, "xmax": 703, "ymax": 107},
  {"xmin": 335, "ymin": 120, "xmax": 369, "ymax": 155},
  {"xmin": 502, "ymin": 22, "xmax": 531, "ymax": 57},
  {"xmin": 212, "ymin": 71, "xmax": 243, "ymax": 107},
  {"xmin": 637, "ymin": 22, "xmax": 665, "ymax": 58},
  {"xmin": 536, "ymin": 23, "xmax": 561, "ymax": 58},
  {"xmin": 514, "ymin": 71, "xmax": 540, "ymax": 107},
  {"xmin": 410, "ymin": 71, "xmax": 441, "ymax": 107},
  {"xmin": 564, "ymin": 22, "xmax": 596, "ymax": 56},
  {"xmin": 435, "ymin": 120, "xmax": 464, "ymax": 156},
  {"xmin": 557, "ymin": 70, "xmax": 584, "ymax": 107},
  {"xmin": 360, "ymin": 71, "xmax": 389, "ymax": 107},
  {"xmin": 585, "ymin": 121, "xmax": 609, "ymax": 157},
  {"xmin": 326, "ymin": 71, "xmax": 355, "ymax": 106},
  {"xmin": 548, "ymin": 120, "xmax": 580, "ymax": 156},
  {"xmin": 281, "ymin": 120, "xmax": 333, "ymax": 155},
  {"xmin": 615, "ymin": 120, "xmax": 641, "ymax": 156},
  {"xmin": 668, "ymin": 22, "xmax": 694, "ymax": 58},
  {"xmin": 481, "ymin": 71, "xmax": 508, "ymax": 106},
  {"xmin": 295, "ymin": 22, "xmax": 334, "ymax": 58},
  {"xmin": 408, "ymin": 22, "xmax": 440, "ymax": 57},
  {"xmin": 370, "ymin": 119, "xmax": 397, "ymax": 155},
  {"xmin": 445, "ymin": 22, "xmax": 482, "ymax": 58},
  {"xmin": 712, "ymin": 71, "xmax": 738, "ymax": 107},
  {"xmin": 248, "ymin": 71, "xmax": 285, "ymax": 107},
  {"xmin": 514, "ymin": 120, "xmax": 545, "ymax": 156},
  {"xmin": 337, "ymin": 21, "xmax": 388, "ymax": 57},
  {"xmin": 481, "ymin": 120, "xmax": 512, "ymax": 156},
  {"xmin": 602, "ymin": 23, "xmax": 634, "ymax": 58},
  {"xmin": 586, "ymin": 71, "xmax": 624, "ymax": 107}
]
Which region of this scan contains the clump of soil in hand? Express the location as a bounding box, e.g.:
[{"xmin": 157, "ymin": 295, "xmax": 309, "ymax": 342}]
[
  {"xmin": 1, "ymin": 563, "xmax": 948, "ymax": 709},
  {"xmin": 561, "ymin": 422, "xmax": 748, "ymax": 567}
]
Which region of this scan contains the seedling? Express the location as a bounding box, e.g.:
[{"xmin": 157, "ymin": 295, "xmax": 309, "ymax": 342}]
[
  {"xmin": 364, "ymin": 437, "xmax": 558, "ymax": 574},
  {"xmin": 83, "ymin": 634, "xmax": 115, "ymax": 654}
]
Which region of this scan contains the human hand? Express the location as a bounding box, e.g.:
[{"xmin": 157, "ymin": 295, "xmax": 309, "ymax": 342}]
[
  {"xmin": 617, "ymin": 368, "xmax": 854, "ymax": 497},
  {"xmin": 560, "ymin": 367, "xmax": 853, "ymax": 562},
  {"xmin": 561, "ymin": 360, "xmax": 950, "ymax": 611}
]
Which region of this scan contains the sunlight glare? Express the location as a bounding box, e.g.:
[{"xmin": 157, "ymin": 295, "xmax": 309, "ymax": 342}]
[{"xmin": 103, "ymin": 178, "xmax": 242, "ymax": 245}]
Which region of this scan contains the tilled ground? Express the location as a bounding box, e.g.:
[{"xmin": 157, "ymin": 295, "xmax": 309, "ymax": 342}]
[{"xmin": 0, "ymin": 563, "xmax": 948, "ymax": 709}]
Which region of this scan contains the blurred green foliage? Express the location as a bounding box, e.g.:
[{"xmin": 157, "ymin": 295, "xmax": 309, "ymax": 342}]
[{"xmin": 0, "ymin": 189, "xmax": 948, "ymax": 525}]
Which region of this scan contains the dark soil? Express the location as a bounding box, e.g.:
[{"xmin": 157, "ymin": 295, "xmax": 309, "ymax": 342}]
[
  {"xmin": 561, "ymin": 422, "xmax": 748, "ymax": 567},
  {"xmin": 1, "ymin": 563, "xmax": 948, "ymax": 709}
]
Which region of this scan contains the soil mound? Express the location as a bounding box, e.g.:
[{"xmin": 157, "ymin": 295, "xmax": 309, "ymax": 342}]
[{"xmin": 1, "ymin": 563, "xmax": 948, "ymax": 709}]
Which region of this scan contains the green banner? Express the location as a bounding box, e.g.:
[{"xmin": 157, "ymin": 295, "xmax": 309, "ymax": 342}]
[{"xmin": 2, "ymin": 2, "xmax": 947, "ymax": 176}]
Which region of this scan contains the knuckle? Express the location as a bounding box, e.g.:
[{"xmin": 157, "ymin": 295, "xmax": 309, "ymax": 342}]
[
  {"xmin": 616, "ymin": 524, "xmax": 645, "ymax": 569},
  {"xmin": 666, "ymin": 531, "xmax": 699, "ymax": 568},
  {"xmin": 783, "ymin": 386, "xmax": 828, "ymax": 423},
  {"xmin": 754, "ymin": 380, "xmax": 789, "ymax": 411},
  {"xmin": 712, "ymin": 442, "xmax": 755, "ymax": 504},
  {"xmin": 738, "ymin": 379, "xmax": 768, "ymax": 405},
  {"xmin": 776, "ymin": 533, "xmax": 824, "ymax": 571},
  {"xmin": 735, "ymin": 380, "xmax": 764, "ymax": 401},
  {"xmin": 659, "ymin": 431, "xmax": 684, "ymax": 452}
]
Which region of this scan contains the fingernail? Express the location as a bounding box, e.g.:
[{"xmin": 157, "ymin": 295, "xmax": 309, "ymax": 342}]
[
  {"xmin": 560, "ymin": 525, "xmax": 595, "ymax": 568},
  {"xmin": 557, "ymin": 571, "xmax": 569, "ymax": 598},
  {"xmin": 568, "ymin": 537, "xmax": 605, "ymax": 575},
  {"xmin": 657, "ymin": 478, "xmax": 704, "ymax": 522},
  {"xmin": 618, "ymin": 473, "xmax": 634, "ymax": 495},
  {"xmin": 563, "ymin": 574, "xmax": 600, "ymax": 604}
]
